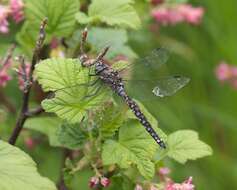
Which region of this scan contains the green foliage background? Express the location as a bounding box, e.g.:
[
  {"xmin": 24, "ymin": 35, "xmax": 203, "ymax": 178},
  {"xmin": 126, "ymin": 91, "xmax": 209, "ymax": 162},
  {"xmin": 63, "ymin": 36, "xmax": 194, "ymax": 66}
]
[
  {"xmin": 0, "ymin": 0, "xmax": 237, "ymax": 189},
  {"xmin": 130, "ymin": 1, "xmax": 237, "ymax": 189}
]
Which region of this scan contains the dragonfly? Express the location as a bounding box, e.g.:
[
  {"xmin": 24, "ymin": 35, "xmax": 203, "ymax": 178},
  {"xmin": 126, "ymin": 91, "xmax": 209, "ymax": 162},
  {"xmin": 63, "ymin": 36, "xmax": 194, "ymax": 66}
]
[
  {"xmin": 74, "ymin": 28, "xmax": 190, "ymax": 148},
  {"xmin": 52, "ymin": 28, "xmax": 190, "ymax": 149}
]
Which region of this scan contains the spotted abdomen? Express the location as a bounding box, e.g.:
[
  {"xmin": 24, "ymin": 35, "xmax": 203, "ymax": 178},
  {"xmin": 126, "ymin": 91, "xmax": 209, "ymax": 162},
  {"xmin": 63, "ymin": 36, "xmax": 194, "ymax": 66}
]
[{"xmin": 120, "ymin": 92, "xmax": 166, "ymax": 148}]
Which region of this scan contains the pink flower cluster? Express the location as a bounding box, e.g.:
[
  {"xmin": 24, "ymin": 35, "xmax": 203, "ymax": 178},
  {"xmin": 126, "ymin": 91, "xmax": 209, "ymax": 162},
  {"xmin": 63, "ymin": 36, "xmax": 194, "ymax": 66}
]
[
  {"xmin": 134, "ymin": 167, "xmax": 195, "ymax": 190},
  {"xmin": 89, "ymin": 176, "xmax": 110, "ymax": 188},
  {"xmin": 0, "ymin": 0, "xmax": 24, "ymax": 34},
  {"xmin": 160, "ymin": 167, "xmax": 195, "ymax": 190},
  {"xmin": 151, "ymin": 4, "xmax": 204, "ymax": 26},
  {"xmin": 165, "ymin": 177, "xmax": 194, "ymax": 190},
  {"xmin": 0, "ymin": 59, "xmax": 12, "ymax": 87},
  {"xmin": 215, "ymin": 62, "xmax": 237, "ymax": 89}
]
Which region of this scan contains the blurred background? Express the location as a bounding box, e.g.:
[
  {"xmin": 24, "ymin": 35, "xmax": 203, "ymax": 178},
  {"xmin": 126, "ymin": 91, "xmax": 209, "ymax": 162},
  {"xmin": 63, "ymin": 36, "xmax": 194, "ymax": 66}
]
[{"xmin": 1, "ymin": 0, "xmax": 237, "ymax": 189}]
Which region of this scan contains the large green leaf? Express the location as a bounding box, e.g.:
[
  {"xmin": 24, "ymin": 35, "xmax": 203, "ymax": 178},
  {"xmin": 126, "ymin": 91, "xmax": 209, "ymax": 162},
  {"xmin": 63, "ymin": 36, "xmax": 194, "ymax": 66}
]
[
  {"xmin": 167, "ymin": 130, "xmax": 213, "ymax": 164},
  {"xmin": 0, "ymin": 140, "xmax": 56, "ymax": 190},
  {"xmin": 75, "ymin": 0, "xmax": 140, "ymax": 29},
  {"xmin": 102, "ymin": 120, "xmax": 159, "ymax": 179},
  {"xmin": 35, "ymin": 58, "xmax": 110, "ymax": 123},
  {"xmin": 96, "ymin": 103, "xmax": 128, "ymax": 139},
  {"xmin": 88, "ymin": 27, "xmax": 137, "ymax": 59},
  {"xmin": 24, "ymin": 117, "xmax": 62, "ymax": 146},
  {"xmin": 56, "ymin": 123, "xmax": 88, "ymax": 149},
  {"xmin": 16, "ymin": 22, "xmax": 38, "ymax": 56},
  {"xmin": 24, "ymin": 117, "xmax": 88, "ymax": 149},
  {"xmin": 25, "ymin": 0, "xmax": 79, "ymax": 37}
]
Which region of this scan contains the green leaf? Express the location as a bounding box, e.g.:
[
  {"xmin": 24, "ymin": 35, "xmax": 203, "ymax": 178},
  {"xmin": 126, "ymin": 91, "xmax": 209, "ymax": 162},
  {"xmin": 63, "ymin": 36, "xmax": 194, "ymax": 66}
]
[
  {"xmin": 35, "ymin": 58, "xmax": 110, "ymax": 123},
  {"xmin": 0, "ymin": 140, "xmax": 57, "ymax": 190},
  {"xmin": 56, "ymin": 123, "xmax": 88, "ymax": 149},
  {"xmin": 76, "ymin": 0, "xmax": 141, "ymax": 29},
  {"xmin": 25, "ymin": 0, "xmax": 79, "ymax": 38},
  {"xmin": 102, "ymin": 120, "xmax": 158, "ymax": 179},
  {"xmin": 167, "ymin": 130, "xmax": 213, "ymax": 164},
  {"xmin": 96, "ymin": 103, "xmax": 128, "ymax": 139},
  {"xmin": 16, "ymin": 22, "xmax": 38, "ymax": 56},
  {"xmin": 24, "ymin": 117, "xmax": 62, "ymax": 147},
  {"xmin": 74, "ymin": 12, "xmax": 92, "ymax": 24},
  {"xmin": 88, "ymin": 27, "xmax": 137, "ymax": 59}
]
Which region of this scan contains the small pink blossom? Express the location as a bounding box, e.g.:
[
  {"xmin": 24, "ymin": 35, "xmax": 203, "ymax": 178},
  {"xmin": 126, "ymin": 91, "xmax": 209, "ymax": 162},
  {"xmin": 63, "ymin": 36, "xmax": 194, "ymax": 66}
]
[
  {"xmin": 159, "ymin": 167, "xmax": 171, "ymax": 176},
  {"xmin": 215, "ymin": 61, "xmax": 237, "ymax": 89},
  {"xmin": 215, "ymin": 62, "xmax": 232, "ymax": 81},
  {"xmin": 9, "ymin": 0, "xmax": 24, "ymax": 23},
  {"xmin": 0, "ymin": 5, "xmax": 10, "ymax": 33},
  {"xmin": 100, "ymin": 177, "xmax": 110, "ymax": 187},
  {"xmin": 151, "ymin": 4, "xmax": 204, "ymax": 26},
  {"xmin": 0, "ymin": 69, "xmax": 11, "ymax": 86},
  {"xmin": 135, "ymin": 184, "xmax": 143, "ymax": 190},
  {"xmin": 89, "ymin": 176, "xmax": 99, "ymax": 188},
  {"xmin": 24, "ymin": 137, "xmax": 36, "ymax": 149},
  {"xmin": 0, "ymin": 59, "xmax": 12, "ymax": 87}
]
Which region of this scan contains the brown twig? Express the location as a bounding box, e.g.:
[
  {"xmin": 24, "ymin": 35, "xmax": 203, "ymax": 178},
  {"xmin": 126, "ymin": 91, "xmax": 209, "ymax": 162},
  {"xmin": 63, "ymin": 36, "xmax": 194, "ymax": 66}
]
[
  {"xmin": 8, "ymin": 19, "xmax": 47, "ymax": 145},
  {"xmin": 57, "ymin": 149, "xmax": 71, "ymax": 190}
]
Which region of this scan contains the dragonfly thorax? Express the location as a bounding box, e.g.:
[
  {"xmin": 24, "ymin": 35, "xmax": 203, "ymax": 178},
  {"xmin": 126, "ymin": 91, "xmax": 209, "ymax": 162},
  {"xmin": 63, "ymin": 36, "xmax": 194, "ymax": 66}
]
[{"xmin": 95, "ymin": 60, "xmax": 108, "ymax": 74}]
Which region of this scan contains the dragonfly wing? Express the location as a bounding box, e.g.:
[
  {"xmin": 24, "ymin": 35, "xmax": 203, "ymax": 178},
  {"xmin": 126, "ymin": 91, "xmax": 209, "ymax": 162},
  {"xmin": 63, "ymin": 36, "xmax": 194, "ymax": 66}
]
[
  {"xmin": 152, "ymin": 76, "xmax": 190, "ymax": 97},
  {"xmin": 124, "ymin": 76, "xmax": 190, "ymax": 101},
  {"xmin": 141, "ymin": 47, "xmax": 169, "ymax": 69},
  {"xmin": 117, "ymin": 47, "xmax": 170, "ymax": 73}
]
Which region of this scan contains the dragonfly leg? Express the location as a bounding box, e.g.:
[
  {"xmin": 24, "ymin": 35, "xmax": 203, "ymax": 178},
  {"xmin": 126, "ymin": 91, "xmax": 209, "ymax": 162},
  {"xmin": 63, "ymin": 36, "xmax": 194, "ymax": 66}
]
[
  {"xmin": 79, "ymin": 28, "xmax": 89, "ymax": 64},
  {"xmin": 94, "ymin": 46, "xmax": 110, "ymax": 62}
]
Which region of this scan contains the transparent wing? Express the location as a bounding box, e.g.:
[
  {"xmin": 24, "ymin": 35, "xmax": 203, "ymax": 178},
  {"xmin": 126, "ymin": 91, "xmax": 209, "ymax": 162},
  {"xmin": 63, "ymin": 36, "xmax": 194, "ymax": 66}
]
[
  {"xmin": 116, "ymin": 47, "xmax": 169, "ymax": 73},
  {"xmin": 152, "ymin": 76, "xmax": 190, "ymax": 97},
  {"xmin": 124, "ymin": 76, "xmax": 190, "ymax": 100}
]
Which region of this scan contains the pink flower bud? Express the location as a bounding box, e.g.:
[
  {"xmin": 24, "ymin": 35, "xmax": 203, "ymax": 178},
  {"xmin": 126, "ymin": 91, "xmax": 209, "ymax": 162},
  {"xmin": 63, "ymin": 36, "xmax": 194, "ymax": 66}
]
[
  {"xmin": 24, "ymin": 137, "xmax": 36, "ymax": 149},
  {"xmin": 89, "ymin": 176, "xmax": 99, "ymax": 188},
  {"xmin": 215, "ymin": 62, "xmax": 232, "ymax": 81},
  {"xmin": 100, "ymin": 177, "xmax": 110, "ymax": 187},
  {"xmin": 159, "ymin": 167, "xmax": 171, "ymax": 176},
  {"xmin": 0, "ymin": 71, "xmax": 11, "ymax": 86},
  {"xmin": 0, "ymin": 59, "xmax": 12, "ymax": 87}
]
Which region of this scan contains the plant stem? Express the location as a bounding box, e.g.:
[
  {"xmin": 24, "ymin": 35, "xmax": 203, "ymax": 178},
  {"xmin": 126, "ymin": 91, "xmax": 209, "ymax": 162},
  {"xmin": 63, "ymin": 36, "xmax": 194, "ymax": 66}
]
[
  {"xmin": 58, "ymin": 148, "xmax": 71, "ymax": 190},
  {"xmin": 8, "ymin": 19, "xmax": 47, "ymax": 145}
]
